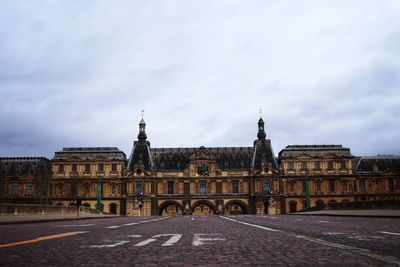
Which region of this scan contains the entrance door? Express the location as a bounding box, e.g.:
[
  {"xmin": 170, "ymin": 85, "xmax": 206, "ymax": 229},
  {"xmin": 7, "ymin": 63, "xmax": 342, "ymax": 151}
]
[
  {"xmin": 110, "ymin": 203, "xmax": 117, "ymax": 214},
  {"xmin": 289, "ymin": 201, "xmax": 297, "ymax": 213}
]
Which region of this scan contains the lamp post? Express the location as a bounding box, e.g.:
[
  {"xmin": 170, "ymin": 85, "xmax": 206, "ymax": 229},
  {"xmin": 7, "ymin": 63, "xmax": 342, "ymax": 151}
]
[{"xmin": 96, "ymin": 176, "xmax": 102, "ymax": 213}]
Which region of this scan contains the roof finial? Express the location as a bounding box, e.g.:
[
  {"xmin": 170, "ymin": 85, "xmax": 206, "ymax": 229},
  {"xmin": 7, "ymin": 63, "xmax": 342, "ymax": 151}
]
[
  {"xmin": 259, "ymin": 108, "xmax": 262, "ymax": 118},
  {"xmin": 141, "ymin": 109, "xmax": 145, "ymax": 119}
]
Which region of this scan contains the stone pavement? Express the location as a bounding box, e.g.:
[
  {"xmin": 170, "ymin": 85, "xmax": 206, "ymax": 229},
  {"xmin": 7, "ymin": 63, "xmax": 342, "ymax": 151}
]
[
  {"xmin": 294, "ymin": 209, "xmax": 400, "ymax": 217},
  {"xmin": 0, "ymin": 215, "xmax": 399, "ymax": 266},
  {"xmin": 0, "ymin": 214, "xmax": 120, "ymax": 224}
]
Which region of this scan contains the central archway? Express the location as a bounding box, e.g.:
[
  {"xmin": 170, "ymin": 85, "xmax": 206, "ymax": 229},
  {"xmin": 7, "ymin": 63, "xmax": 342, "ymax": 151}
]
[
  {"xmin": 191, "ymin": 200, "xmax": 217, "ymax": 215},
  {"xmin": 158, "ymin": 201, "xmax": 183, "ymax": 216},
  {"xmin": 224, "ymin": 200, "xmax": 249, "ymax": 215}
]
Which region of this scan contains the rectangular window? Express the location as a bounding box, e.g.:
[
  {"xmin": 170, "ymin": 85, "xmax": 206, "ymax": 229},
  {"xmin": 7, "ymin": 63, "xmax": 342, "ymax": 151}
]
[
  {"xmin": 301, "ymin": 161, "xmax": 307, "ymax": 170},
  {"xmin": 232, "ymin": 180, "xmax": 239, "ymax": 194},
  {"xmin": 199, "ymin": 181, "xmax": 206, "ymax": 194},
  {"xmin": 184, "ymin": 182, "xmax": 190, "ymax": 195},
  {"xmin": 288, "ymin": 161, "xmax": 294, "ymax": 170},
  {"xmin": 316, "ymin": 180, "xmax": 321, "ymax": 192},
  {"xmin": 359, "ymin": 179, "xmax": 366, "ymax": 193},
  {"xmin": 216, "ymin": 182, "xmax": 222, "ymax": 194},
  {"xmin": 72, "ymin": 164, "xmax": 77, "ymax": 172},
  {"xmin": 58, "ymin": 164, "xmax": 64, "ymax": 172},
  {"xmin": 135, "ymin": 181, "xmax": 142, "ymax": 195},
  {"xmin": 112, "ymin": 163, "xmax": 117, "ymax": 172},
  {"xmin": 302, "ymin": 180, "xmax": 306, "ymax": 193},
  {"xmin": 340, "ymin": 160, "xmax": 346, "ymax": 169},
  {"xmin": 98, "ymin": 164, "xmax": 104, "ymax": 172},
  {"xmin": 263, "ymin": 181, "xmax": 270, "ymax": 194},
  {"xmin": 12, "ymin": 183, "xmax": 18, "ymax": 196},
  {"xmin": 167, "ymin": 181, "xmax": 174, "ymax": 194},
  {"xmin": 329, "ymin": 179, "xmax": 335, "ymax": 193},
  {"xmin": 314, "ymin": 161, "xmax": 321, "ymax": 170},
  {"xmin": 26, "ymin": 183, "xmax": 32, "ymax": 196},
  {"xmin": 327, "ymin": 161, "xmax": 334, "ymax": 170},
  {"xmin": 388, "ymin": 178, "xmax": 394, "ymax": 192},
  {"xmin": 85, "ymin": 164, "xmax": 91, "ymax": 172}
]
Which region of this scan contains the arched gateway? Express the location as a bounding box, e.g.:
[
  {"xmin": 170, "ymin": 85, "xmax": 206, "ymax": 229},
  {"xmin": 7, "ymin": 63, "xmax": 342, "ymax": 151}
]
[{"xmin": 158, "ymin": 201, "xmax": 183, "ymax": 216}]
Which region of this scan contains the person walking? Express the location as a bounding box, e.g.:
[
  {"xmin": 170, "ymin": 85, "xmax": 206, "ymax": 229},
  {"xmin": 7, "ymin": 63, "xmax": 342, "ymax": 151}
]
[{"xmin": 76, "ymin": 197, "xmax": 82, "ymax": 216}]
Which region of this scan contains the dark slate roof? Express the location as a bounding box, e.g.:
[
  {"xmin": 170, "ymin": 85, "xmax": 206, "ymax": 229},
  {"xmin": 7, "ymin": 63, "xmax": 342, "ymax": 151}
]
[
  {"xmin": 53, "ymin": 147, "xmax": 126, "ymax": 160},
  {"xmin": 355, "ymin": 156, "xmax": 400, "ymax": 172},
  {"xmin": 151, "ymin": 147, "xmax": 254, "ymax": 170},
  {"xmin": 278, "ymin": 145, "xmax": 352, "ymax": 158},
  {"xmin": 127, "ymin": 142, "xmax": 278, "ymax": 172},
  {"xmin": 127, "ymin": 141, "xmax": 153, "ymax": 171},
  {"xmin": 252, "ymin": 140, "xmax": 278, "ymax": 170},
  {"xmin": 0, "ymin": 157, "xmax": 51, "ymax": 179}
]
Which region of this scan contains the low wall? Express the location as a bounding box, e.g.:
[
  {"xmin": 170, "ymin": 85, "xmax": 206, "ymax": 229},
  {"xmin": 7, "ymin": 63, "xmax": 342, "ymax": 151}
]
[
  {"xmin": 0, "ymin": 203, "xmax": 102, "ymax": 215},
  {"xmin": 300, "ymin": 200, "xmax": 400, "ymax": 212}
]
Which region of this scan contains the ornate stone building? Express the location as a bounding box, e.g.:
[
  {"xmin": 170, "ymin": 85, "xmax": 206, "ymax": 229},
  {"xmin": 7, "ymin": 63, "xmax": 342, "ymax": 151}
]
[{"xmin": 1, "ymin": 117, "xmax": 399, "ymax": 215}]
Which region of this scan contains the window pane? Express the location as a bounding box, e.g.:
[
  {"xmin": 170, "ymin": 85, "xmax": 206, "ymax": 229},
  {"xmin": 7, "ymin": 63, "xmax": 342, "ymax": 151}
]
[
  {"xmin": 216, "ymin": 182, "xmax": 222, "ymax": 194},
  {"xmin": 184, "ymin": 182, "xmax": 190, "ymax": 194},
  {"xmin": 112, "ymin": 163, "xmax": 117, "ymax": 171},
  {"xmin": 263, "ymin": 181, "xmax": 270, "ymax": 193},
  {"xmin": 199, "ymin": 181, "xmax": 206, "ymax": 194},
  {"xmin": 168, "ymin": 181, "xmax": 174, "ymax": 194},
  {"xmin": 135, "ymin": 181, "xmax": 142, "ymax": 194},
  {"xmin": 232, "ymin": 180, "xmax": 239, "ymax": 194},
  {"xmin": 85, "ymin": 164, "xmax": 91, "ymax": 172}
]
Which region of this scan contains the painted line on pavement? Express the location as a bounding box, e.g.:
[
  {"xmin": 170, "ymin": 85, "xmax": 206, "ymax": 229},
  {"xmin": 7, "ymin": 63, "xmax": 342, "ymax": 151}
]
[
  {"xmin": 0, "ymin": 231, "xmax": 88, "ymax": 248},
  {"xmin": 379, "ymin": 231, "xmax": 400, "ymax": 236},
  {"xmin": 57, "ymin": 224, "xmax": 94, "ymax": 227},
  {"xmin": 220, "ymin": 216, "xmax": 400, "ymax": 265},
  {"xmin": 107, "ymin": 217, "xmax": 169, "ymax": 229}
]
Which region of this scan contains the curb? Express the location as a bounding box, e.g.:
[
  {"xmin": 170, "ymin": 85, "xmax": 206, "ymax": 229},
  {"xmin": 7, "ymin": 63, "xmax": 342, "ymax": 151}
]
[
  {"xmin": 0, "ymin": 215, "xmax": 124, "ymax": 225},
  {"xmin": 289, "ymin": 213, "xmax": 400, "ymax": 218}
]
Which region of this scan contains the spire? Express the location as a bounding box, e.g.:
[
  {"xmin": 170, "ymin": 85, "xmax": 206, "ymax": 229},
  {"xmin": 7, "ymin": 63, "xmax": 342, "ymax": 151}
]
[
  {"xmin": 257, "ymin": 115, "xmax": 266, "ymax": 140},
  {"xmin": 137, "ymin": 111, "xmax": 147, "ymax": 141}
]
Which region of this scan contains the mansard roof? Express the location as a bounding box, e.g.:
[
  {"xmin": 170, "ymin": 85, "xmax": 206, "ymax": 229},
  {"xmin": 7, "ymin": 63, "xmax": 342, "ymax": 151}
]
[
  {"xmin": 151, "ymin": 146, "xmax": 254, "ymax": 170},
  {"xmin": 128, "ymin": 142, "xmax": 277, "ymax": 172},
  {"xmin": 0, "ymin": 157, "xmax": 51, "ymax": 178},
  {"xmin": 53, "ymin": 147, "xmax": 126, "ymax": 160},
  {"xmin": 355, "ymin": 156, "xmax": 400, "ymax": 173},
  {"xmin": 278, "ymin": 145, "xmax": 352, "ymax": 158}
]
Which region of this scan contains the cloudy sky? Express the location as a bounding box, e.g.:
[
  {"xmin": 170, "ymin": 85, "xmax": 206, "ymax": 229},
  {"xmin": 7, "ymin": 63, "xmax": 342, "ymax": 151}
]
[{"xmin": 0, "ymin": 1, "xmax": 399, "ymax": 158}]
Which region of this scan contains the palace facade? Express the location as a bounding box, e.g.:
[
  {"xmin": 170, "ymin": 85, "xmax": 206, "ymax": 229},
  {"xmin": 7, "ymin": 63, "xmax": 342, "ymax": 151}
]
[{"xmin": 1, "ymin": 117, "xmax": 399, "ymax": 215}]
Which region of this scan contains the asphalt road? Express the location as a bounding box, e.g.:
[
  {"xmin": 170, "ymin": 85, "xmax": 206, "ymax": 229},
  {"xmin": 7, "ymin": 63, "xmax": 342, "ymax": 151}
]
[{"xmin": 0, "ymin": 215, "xmax": 399, "ymax": 266}]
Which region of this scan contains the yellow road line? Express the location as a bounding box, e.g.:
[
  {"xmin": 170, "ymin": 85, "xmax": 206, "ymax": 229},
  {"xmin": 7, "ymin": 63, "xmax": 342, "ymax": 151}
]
[{"xmin": 0, "ymin": 231, "xmax": 87, "ymax": 248}]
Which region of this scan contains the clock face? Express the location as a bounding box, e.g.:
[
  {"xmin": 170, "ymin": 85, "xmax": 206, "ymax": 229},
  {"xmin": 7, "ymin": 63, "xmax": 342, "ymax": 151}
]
[{"xmin": 197, "ymin": 163, "xmax": 209, "ymax": 176}]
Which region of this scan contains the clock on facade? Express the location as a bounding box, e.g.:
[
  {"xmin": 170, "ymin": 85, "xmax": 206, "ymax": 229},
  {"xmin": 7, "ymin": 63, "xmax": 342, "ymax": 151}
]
[{"xmin": 197, "ymin": 163, "xmax": 209, "ymax": 176}]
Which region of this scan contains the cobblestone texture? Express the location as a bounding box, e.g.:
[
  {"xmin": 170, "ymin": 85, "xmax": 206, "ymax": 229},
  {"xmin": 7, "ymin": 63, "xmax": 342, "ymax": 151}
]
[{"xmin": 0, "ymin": 215, "xmax": 398, "ymax": 266}]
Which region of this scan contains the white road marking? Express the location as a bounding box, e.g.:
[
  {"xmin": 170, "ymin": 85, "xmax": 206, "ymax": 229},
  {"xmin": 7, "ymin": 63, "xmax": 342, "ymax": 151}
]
[
  {"xmin": 107, "ymin": 217, "xmax": 168, "ymax": 229},
  {"xmin": 220, "ymin": 216, "xmax": 281, "ymax": 232},
  {"xmin": 57, "ymin": 224, "xmax": 94, "ymax": 227},
  {"xmin": 220, "ymin": 216, "xmax": 400, "ymax": 265},
  {"xmin": 192, "ymin": 234, "xmax": 225, "ymax": 246},
  {"xmin": 134, "ymin": 234, "xmax": 182, "ymax": 247},
  {"xmin": 379, "ymin": 231, "xmax": 400, "ymax": 236},
  {"xmin": 134, "ymin": 238, "xmax": 156, "ymax": 247},
  {"xmin": 127, "ymin": 235, "xmax": 142, "ymax": 238},
  {"xmin": 88, "ymin": 240, "xmax": 129, "ymax": 248},
  {"xmin": 348, "ymin": 235, "xmax": 384, "ymax": 241},
  {"xmin": 323, "ymin": 232, "xmax": 345, "ymax": 236},
  {"xmin": 296, "ymin": 219, "xmax": 303, "ymax": 221},
  {"xmin": 318, "ymin": 220, "xmax": 330, "ymax": 223},
  {"xmin": 154, "ymin": 234, "xmax": 182, "ymax": 246}
]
